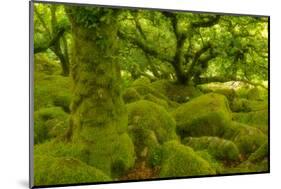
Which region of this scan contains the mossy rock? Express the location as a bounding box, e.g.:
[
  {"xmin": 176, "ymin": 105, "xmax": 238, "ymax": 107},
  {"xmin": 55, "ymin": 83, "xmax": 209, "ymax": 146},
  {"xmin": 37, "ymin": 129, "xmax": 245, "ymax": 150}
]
[
  {"xmin": 127, "ymin": 100, "xmax": 178, "ymax": 164},
  {"xmin": 159, "ymin": 141, "xmax": 215, "ymax": 177},
  {"xmin": 232, "ymin": 110, "xmax": 268, "ymax": 134},
  {"xmin": 172, "ymin": 93, "xmax": 232, "ymax": 138},
  {"xmin": 183, "ymin": 136, "xmax": 240, "ymax": 162},
  {"xmin": 248, "ymin": 142, "xmax": 268, "ymax": 163},
  {"xmin": 74, "ymin": 126, "xmax": 136, "ymax": 177},
  {"xmin": 34, "ymin": 54, "xmax": 61, "ymax": 75},
  {"xmin": 143, "ymin": 93, "xmax": 169, "ymax": 110},
  {"xmin": 34, "ymin": 155, "xmax": 111, "ymax": 186},
  {"xmin": 199, "ymin": 85, "xmax": 236, "ymax": 102},
  {"xmin": 34, "ymin": 107, "xmax": 69, "ymax": 144},
  {"xmin": 223, "ymin": 122, "xmax": 267, "ymax": 157},
  {"xmin": 34, "ymin": 73, "xmax": 72, "ymax": 111},
  {"xmin": 223, "ymin": 159, "xmax": 268, "ymax": 174},
  {"xmin": 196, "ymin": 150, "xmax": 224, "ymax": 174},
  {"xmin": 131, "ymin": 77, "xmax": 151, "ymax": 87},
  {"xmin": 230, "ymin": 98, "xmax": 268, "ymax": 112},
  {"xmin": 150, "ymin": 80, "xmax": 202, "ymax": 103},
  {"xmin": 122, "ymin": 87, "xmax": 142, "ymax": 103},
  {"xmin": 35, "ymin": 132, "xmax": 136, "ymax": 178},
  {"xmin": 127, "ymin": 100, "xmax": 178, "ymax": 144}
]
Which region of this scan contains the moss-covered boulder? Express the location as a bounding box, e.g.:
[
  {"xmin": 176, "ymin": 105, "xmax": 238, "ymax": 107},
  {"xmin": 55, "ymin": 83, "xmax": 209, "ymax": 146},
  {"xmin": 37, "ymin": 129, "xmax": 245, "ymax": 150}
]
[
  {"xmin": 143, "ymin": 94, "xmax": 169, "ymax": 110},
  {"xmin": 183, "ymin": 136, "xmax": 240, "ymax": 162},
  {"xmin": 196, "ymin": 150, "xmax": 224, "ymax": 174},
  {"xmin": 232, "ymin": 110, "xmax": 268, "ymax": 134},
  {"xmin": 230, "ymin": 98, "xmax": 268, "ymax": 112},
  {"xmin": 122, "ymin": 88, "xmax": 142, "ymax": 104},
  {"xmin": 172, "ymin": 93, "xmax": 232, "ymax": 138},
  {"xmin": 34, "ymin": 155, "xmax": 111, "ymax": 186},
  {"xmin": 34, "ymin": 107, "xmax": 69, "ymax": 144},
  {"xmin": 127, "ymin": 100, "xmax": 178, "ymax": 144},
  {"xmin": 223, "ymin": 122, "xmax": 267, "ymax": 157},
  {"xmin": 35, "ymin": 132, "xmax": 135, "ymax": 178},
  {"xmin": 248, "ymin": 142, "xmax": 268, "ymax": 163},
  {"xmin": 127, "ymin": 100, "xmax": 178, "ymax": 162},
  {"xmin": 150, "ymin": 80, "xmax": 202, "ymax": 103},
  {"xmin": 34, "ymin": 73, "xmax": 72, "ymax": 111},
  {"xmin": 34, "ymin": 54, "xmax": 61, "ymax": 75},
  {"xmin": 159, "ymin": 141, "xmax": 215, "ymax": 177}
]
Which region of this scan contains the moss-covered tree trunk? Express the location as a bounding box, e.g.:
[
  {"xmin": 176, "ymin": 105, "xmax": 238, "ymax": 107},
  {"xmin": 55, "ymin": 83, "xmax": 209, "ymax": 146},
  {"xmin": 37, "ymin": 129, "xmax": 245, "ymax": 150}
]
[{"xmin": 66, "ymin": 7, "xmax": 135, "ymax": 177}]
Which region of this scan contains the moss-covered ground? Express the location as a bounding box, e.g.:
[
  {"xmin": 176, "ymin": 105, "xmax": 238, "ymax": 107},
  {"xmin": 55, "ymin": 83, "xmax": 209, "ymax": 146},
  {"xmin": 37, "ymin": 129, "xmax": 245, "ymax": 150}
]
[{"xmin": 34, "ymin": 56, "xmax": 268, "ymax": 185}]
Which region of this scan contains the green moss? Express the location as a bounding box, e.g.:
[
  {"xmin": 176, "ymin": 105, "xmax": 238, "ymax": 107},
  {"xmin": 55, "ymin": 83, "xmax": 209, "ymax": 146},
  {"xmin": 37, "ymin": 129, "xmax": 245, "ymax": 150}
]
[
  {"xmin": 159, "ymin": 141, "xmax": 215, "ymax": 177},
  {"xmin": 72, "ymin": 125, "xmax": 135, "ymax": 177},
  {"xmin": 35, "ymin": 131, "xmax": 135, "ymax": 178},
  {"xmin": 150, "ymin": 80, "xmax": 202, "ymax": 103},
  {"xmin": 223, "ymin": 122, "xmax": 267, "ymax": 156},
  {"xmin": 131, "ymin": 77, "xmax": 151, "ymax": 86},
  {"xmin": 196, "ymin": 150, "xmax": 224, "ymax": 174},
  {"xmin": 127, "ymin": 100, "xmax": 178, "ymax": 144},
  {"xmin": 34, "ymin": 73, "xmax": 72, "ymax": 111},
  {"xmin": 199, "ymin": 85, "xmax": 236, "ymax": 102},
  {"xmin": 143, "ymin": 94, "xmax": 169, "ymax": 110},
  {"xmin": 230, "ymin": 98, "xmax": 268, "ymax": 112},
  {"xmin": 34, "ymin": 107, "xmax": 69, "ymax": 144},
  {"xmin": 183, "ymin": 136, "xmax": 240, "ymax": 161},
  {"xmin": 127, "ymin": 100, "xmax": 178, "ymax": 165},
  {"xmin": 122, "ymin": 87, "xmax": 142, "ymax": 103},
  {"xmin": 232, "ymin": 110, "xmax": 268, "ymax": 134},
  {"xmin": 248, "ymin": 142, "xmax": 268, "ymax": 163},
  {"xmin": 34, "ymin": 54, "xmax": 61, "ymax": 75},
  {"xmin": 34, "ymin": 155, "xmax": 111, "ymax": 186},
  {"xmin": 223, "ymin": 159, "xmax": 268, "ymax": 174},
  {"xmin": 172, "ymin": 93, "xmax": 232, "ymax": 138},
  {"xmin": 247, "ymin": 87, "xmax": 261, "ymax": 100},
  {"xmin": 53, "ymin": 93, "xmax": 72, "ymax": 113}
]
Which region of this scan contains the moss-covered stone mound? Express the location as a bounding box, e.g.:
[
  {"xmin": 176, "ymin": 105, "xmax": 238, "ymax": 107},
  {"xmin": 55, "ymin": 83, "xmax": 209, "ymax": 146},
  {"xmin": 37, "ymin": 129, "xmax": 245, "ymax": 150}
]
[
  {"xmin": 34, "ymin": 107, "xmax": 69, "ymax": 144},
  {"xmin": 223, "ymin": 122, "xmax": 267, "ymax": 157},
  {"xmin": 232, "ymin": 110, "xmax": 268, "ymax": 134},
  {"xmin": 183, "ymin": 136, "xmax": 240, "ymax": 161},
  {"xmin": 127, "ymin": 100, "xmax": 178, "ymax": 162},
  {"xmin": 159, "ymin": 141, "xmax": 215, "ymax": 177},
  {"xmin": 34, "ymin": 155, "xmax": 111, "ymax": 186},
  {"xmin": 172, "ymin": 93, "xmax": 232, "ymax": 138}
]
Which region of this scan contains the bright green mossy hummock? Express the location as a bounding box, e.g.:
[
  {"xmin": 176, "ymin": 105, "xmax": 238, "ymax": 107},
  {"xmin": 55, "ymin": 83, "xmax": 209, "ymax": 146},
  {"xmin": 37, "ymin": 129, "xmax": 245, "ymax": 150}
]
[
  {"xmin": 172, "ymin": 93, "xmax": 232, "ymax": 138},
  {"xmin": 159, "ymin": 141, "xmax": 215, "ymax": 177},
  {"xmin": 34, "ymin": 155, "xmax": 111, "ymax": 186},
  {"xmin": 223, "ymin": 122, "xmax": 267, "ymax": 157},
  {"xmin": 127, "ymin": 100, "xmax": 178, "ymax": 160},
  {"xmin": 183, "ymin": 136, "xmax": 240, "ymax": 162},
  {"xmin": 34, "ymin": 107, "xmax": 69, "ymax": 144}
]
